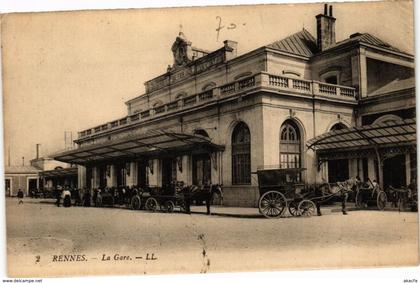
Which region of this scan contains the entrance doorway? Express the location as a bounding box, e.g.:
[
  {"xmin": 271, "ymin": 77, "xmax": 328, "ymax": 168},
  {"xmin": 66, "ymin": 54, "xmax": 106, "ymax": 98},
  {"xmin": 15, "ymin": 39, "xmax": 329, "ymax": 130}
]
[
  {"xmin": 98, "ymin": 165, "xmax": 107, "ymax": 188},
  {"xmin": 115, "ymin": 163, "xmax": 127, "ymax": 187},
  {"xmin": 28, "ymin": 178, "xmax": 38, "ymax": 196},
  {"xmin": 161, "ymin": 159, "xmax": 176, "ymax": 188},
  {"xmin": 383, "ymin": 155, "xmax": 406, "ymax": 188},
  {"xmin": 5, "ymin": 179, "xmax": 11, "ymax": 196},
  {"xmin": 86, "ymin": 167, "xmax": 93, "ymax": 189},
  {"xmin": 328, "ymin": 159, "xmax": 349, "ymax": 183},
  {"xmin": 193, "ymin": 154, "xmax": 211, "ymax": 185},
  {"xmin": 137, "ymin": 161, "xmax": 149, "ymax": 188}
]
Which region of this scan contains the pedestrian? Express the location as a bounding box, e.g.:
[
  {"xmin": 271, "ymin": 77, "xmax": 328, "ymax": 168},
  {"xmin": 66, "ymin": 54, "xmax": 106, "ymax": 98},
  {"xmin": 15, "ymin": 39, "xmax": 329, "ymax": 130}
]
[
  {"xmin": 92, "ymin": 188, "xmax": 98, "ymax": 205},
  {"xmin": 62, "ymin": 187, "xmax": 72, "ymax": 207},
  {"xmin": 17, "ymin": 189, "xmax": 24, "ymax": 204},
  {"xmin": 74, "ymin": 188, "xmax": 82, "ymax": 206},
  {"xmin": 83, "ymin": 188, "xmax": 91, "ymax": 207},
  {"xmin": 118, "ymin": 186, "xmax": 123, "ymax": 205},
  {"xmin": 55, "ymin": 186, "xmax": 62, "ymax": 207},
  {"xmin": 205, "ymin": 182, "xmax": 212, "ymax": 215},
  {"xmin": 184, "ymin": 186, "xmax": 191, "ymax": 214}
]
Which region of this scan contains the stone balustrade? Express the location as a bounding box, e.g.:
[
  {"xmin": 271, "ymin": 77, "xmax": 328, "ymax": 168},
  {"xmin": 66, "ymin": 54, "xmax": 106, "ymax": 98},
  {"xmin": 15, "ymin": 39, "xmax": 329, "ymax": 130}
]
[{"xmin": 78, "ymin": 73, "xmax": 356, "ymax": 138}]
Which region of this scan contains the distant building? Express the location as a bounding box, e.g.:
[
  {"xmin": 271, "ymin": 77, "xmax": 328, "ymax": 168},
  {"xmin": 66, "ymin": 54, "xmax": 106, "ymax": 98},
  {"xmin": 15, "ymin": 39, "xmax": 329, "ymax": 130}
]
[
  {"xmin": 53, "ymin": 5, "xmax": 415, "ymax": 206},
  {"xmin": 4, "ymin": 158, "xmax": 77, "ymax": 197},
  {"xmin": 4, "ymin": 166, "xmax": 40, "ymax": 197},
  {"xmin": 31, "ymin": 157, "xmax": 77, "ymax": 189}
]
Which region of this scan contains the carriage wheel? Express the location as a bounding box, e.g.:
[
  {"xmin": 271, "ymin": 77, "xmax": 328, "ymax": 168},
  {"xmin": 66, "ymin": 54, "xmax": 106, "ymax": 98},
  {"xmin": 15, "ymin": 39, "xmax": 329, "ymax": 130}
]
[
  {"xmin": 288, "ymin": 200, "xmax": 300, "ymax": 216},
  {"xmin": 298, "ymin": 200, "xmax": 316, "ymax": 217},
  {"xmin": 130, "ymin": 196, "xmax": 141, "ymax": 210},
  {"xmin": 355, "ymin": 190, "xmax": 363, "ymax": 209},
  {"xmin": 162, "ymin": 200, "xmax": 175, "ymax": 213},
  {"xmin": 258, "ymin": 191, "xmax": 287, "ymax": 219},
  {"xmin": 145, "ymin": 197, "xmax": 158, "ymax": 212},
  {"xmin": 377, "ymin": 191, "xmax": 387, "ymax": 211}
]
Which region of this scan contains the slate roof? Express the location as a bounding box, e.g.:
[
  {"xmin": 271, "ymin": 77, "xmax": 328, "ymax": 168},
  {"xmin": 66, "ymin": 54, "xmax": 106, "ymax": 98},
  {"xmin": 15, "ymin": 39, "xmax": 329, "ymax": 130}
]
[
  {"xmin": 327, "ymin": 32, "xmax": 410, "ymax": 55},
  {"xmin": 266, "ymin": 29, "xmax": 318, "ymax": 57},
  {"xmin": 370, "ymin": 77, "xmax": 415, "ymax": 96},
  {"xmin": 266, "ymin": 29, "xmax": 411, "ymax": 58}
]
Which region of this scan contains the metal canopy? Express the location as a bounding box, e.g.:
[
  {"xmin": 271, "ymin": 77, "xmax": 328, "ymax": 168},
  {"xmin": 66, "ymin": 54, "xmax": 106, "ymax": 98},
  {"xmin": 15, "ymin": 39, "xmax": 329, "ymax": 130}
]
[
  {"xmin": 307, "ymin": 118, "xmax": 416, "ymax": 153},
  {"xmin": 39, "ymin": 167, "xmax": 78, "ymax": 178},
  {"xmin": 52, "ymin": 129, "xmax": 225, "ymax": 165}
]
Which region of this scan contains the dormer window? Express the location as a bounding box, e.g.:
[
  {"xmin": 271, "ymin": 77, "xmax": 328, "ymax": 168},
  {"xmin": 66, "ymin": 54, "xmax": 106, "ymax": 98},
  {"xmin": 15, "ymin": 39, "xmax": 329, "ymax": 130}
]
[
  {"xmin": 320, "ymin": 69, "xmax": 341, "ymax": 85},
  {"xmin": 324, "ymin": 75, "xmax": 338, "ymax": 85}
]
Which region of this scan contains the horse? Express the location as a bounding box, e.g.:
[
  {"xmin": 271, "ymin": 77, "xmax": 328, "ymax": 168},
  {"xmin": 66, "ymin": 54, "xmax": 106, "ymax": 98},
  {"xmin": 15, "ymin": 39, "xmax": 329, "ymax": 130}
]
[
  {"xmin": 185, "ymin": 184, "xmax": 223, "ymax": 215},
  {"xmin": 313, "ymin": 177, "xmax": 361, "ymax": 215}
]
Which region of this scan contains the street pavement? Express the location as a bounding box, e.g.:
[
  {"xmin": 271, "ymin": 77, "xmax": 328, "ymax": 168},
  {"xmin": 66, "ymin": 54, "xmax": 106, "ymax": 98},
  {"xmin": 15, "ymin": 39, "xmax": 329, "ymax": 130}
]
[{"xmin": 5, "ymin": 198, "xmax": 419, "ymax": 277}]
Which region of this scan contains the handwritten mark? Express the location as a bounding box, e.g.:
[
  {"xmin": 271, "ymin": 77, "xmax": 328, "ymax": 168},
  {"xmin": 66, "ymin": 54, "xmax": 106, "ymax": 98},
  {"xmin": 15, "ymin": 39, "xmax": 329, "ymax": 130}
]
[
  {"xmin": 215, "ymin": 16, "xmax": 246, "ymax": 41},
  {"xmin": 227, "ymin": 23, "xmax": 237, "ymax": 30},
  {"xmin": 35, "ymin": 255, "xmax": 40, "ymax": 264},
  {"xmin": 216, "ymin": 16, "xmax": 224, "ymax": 41}
]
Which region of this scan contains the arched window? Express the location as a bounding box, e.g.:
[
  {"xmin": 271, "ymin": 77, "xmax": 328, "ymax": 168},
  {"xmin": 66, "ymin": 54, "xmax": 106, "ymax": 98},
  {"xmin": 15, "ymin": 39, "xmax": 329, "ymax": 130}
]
[
  {"xmin": 152, "ymin": 101, "xmax": 163, "ymax": 108},
  {"xmin": 175, "ymin": 92, "xmax": 187, "ymax": 101},
  {"xmin": 373, "ymin": 114, "xmax": 403, "ymax": 125},
  {"xmin": 194, "ymin": 129, "xmax": 209, "ymax": 138},
  {"xmin": 202, "ymin": 82, "xmax": 216, "ymax": 91},
  {"xmin": 280, "ymin": 120, "xmax": 301, "ymax": 169},
  {"xmin": 232, "ymin": 122, "xmax": 251, "ymax": 184},
  {"xmin": 330, "ymin": 122, "xmax": 347, "ymax": 131}
]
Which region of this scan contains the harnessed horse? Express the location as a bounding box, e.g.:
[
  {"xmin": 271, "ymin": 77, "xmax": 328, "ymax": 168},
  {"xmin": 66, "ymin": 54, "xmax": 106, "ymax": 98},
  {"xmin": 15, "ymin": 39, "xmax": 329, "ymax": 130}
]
[
  {"xmin": 314, "ymin": 177, "xmax": 360, "ymax": 215},
  {"xmin": 185, "ymin": 184, "xmax": 223, "ymax": 214}
]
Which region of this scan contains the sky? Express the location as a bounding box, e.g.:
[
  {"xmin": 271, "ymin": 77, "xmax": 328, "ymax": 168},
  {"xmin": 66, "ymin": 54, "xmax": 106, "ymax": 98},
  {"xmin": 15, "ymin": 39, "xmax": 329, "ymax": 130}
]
[{"xmin": 1, "ymin": 0, "xmax": 414, "ymax": 166}]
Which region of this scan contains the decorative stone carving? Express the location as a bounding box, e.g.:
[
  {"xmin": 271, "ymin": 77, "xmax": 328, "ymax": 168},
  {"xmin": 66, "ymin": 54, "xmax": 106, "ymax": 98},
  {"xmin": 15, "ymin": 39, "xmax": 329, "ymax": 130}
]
[{"xmin": 171, "ymin": 32, "xmax": 192, "ymax": 68}]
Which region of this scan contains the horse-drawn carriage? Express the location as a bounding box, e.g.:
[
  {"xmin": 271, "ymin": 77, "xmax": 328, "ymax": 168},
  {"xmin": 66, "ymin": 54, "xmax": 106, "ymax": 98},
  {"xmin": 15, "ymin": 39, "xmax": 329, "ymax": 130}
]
[
  {"xmin": 254, "ymin": 167, "xmax": 318, "ymax": 218},
  {"xmin": 254, "ymin": 167, "xmax": 356, "ymax": 218},
  {"xmin": 128, "ymin": 183, "xmax": 187, "ymax": 212},
  {"xmin": 94, "ymin": 188, "xmax": 115, "ymax": 207},
  {"xmin": 129, "ymin": 181, "xmax": 223, "ymax": 214},
  {"xmin": 355, "ymin": 181, "xmax": 387, "ymax": 210},
  {"xmin": 387, "ymin": 184, "xmax": 417, "ymax": 212},
  {"xmin": 146, "ymin": 184, "xmax": 187, "ymax": 213}
]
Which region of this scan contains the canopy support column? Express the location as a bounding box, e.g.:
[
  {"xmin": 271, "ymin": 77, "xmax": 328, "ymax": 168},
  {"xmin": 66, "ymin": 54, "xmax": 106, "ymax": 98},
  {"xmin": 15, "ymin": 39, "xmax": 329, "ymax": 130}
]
[{"xmin": 373, "ymin": 147, "xmax": 383, "ymax": 188}]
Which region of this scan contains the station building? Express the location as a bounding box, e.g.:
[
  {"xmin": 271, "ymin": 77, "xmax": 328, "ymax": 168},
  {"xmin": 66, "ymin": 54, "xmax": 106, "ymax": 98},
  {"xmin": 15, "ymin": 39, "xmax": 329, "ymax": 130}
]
[
  {"xmin": 31, "ymin": 157, "xmax": 78, "ymax": 190},
  {"xmin": 4, "ymin": 166, "xmax": 40, "ymax": 197},
  {"xmin": 53, "ymin": 5, "xmax": 416, "ymax": 206}
]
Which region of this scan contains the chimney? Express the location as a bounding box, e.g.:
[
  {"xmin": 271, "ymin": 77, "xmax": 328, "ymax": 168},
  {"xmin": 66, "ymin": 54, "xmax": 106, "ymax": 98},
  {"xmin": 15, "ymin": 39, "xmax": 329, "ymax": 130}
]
[
  {"xmin": 316, "ymin": 4, "xmax": 336, "ymax": 51},
  {"xmin": 224, "ymin": 40, "xmax": 238, "ymax": 61},
  {"xmin": 36, "ymin": 143, "xmax": 41, "ymax": 159}
]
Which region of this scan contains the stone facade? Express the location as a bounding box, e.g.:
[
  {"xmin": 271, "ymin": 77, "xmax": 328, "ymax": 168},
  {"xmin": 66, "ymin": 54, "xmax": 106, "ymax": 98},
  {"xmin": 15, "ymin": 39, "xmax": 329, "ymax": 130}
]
[{"xmin": 55, "ymin": 6, "xmax": 415, "ymax": 207}]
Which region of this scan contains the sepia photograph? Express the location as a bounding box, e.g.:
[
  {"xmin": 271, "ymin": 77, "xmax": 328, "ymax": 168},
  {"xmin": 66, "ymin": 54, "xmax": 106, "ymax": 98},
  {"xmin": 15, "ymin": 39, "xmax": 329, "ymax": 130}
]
[{"xmin": 1, "ymin": 0, "xmax": 418, "ymax": 279}]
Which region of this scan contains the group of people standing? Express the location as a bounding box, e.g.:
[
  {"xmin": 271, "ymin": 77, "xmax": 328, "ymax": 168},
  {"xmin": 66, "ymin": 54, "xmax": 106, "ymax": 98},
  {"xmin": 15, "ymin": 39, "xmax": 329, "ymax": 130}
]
[
  {"xmin": 49, "ymin": 182, "xmax": 223, "ymax": 215},
  {"xmin": 53, "ymin": 186, "xmax": 83, "ymax": 207}
]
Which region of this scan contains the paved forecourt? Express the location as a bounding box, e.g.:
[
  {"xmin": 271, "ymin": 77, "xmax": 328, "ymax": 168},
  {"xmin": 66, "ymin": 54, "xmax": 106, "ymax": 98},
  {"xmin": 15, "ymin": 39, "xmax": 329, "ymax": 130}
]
[{"xmin": 6, "ymin": 198, "xmax": 419, "ymax": 277}]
